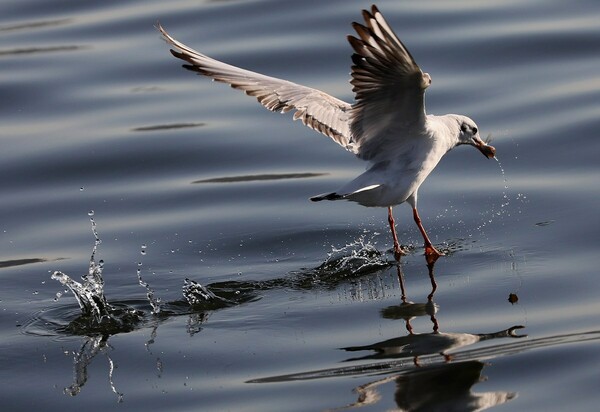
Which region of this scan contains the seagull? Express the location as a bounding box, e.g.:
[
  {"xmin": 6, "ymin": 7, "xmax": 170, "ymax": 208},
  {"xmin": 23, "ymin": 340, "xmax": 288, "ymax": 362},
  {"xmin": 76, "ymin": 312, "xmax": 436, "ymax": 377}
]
[{"xmin": 158, "ymin": 5, "xmax": 496, "ymax": 261}]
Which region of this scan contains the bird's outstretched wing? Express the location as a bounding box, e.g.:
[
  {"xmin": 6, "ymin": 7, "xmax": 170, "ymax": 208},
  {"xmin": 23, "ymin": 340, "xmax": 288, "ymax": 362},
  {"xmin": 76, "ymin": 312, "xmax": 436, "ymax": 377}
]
[
  {"xmin": 348, "ymin": 5, "xmax": 431, "ymax": 160},
  {"xmin": 157, "ymin": 24, "xmax": 353, "ymax": 150}
]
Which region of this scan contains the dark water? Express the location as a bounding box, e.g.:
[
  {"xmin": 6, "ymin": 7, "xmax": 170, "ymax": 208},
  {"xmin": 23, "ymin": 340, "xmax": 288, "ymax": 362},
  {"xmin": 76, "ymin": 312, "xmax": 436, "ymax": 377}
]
[{"xmin": 1, "ymin": 0, "xmax": 599, "ymax": 410}]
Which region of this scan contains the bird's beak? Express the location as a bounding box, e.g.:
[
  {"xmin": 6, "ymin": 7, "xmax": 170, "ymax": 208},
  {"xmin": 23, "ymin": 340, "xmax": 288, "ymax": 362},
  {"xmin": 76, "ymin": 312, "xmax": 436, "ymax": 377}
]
[{"xmin": 473, "ymin": 138, "xmax": 496, "ymax": 159}]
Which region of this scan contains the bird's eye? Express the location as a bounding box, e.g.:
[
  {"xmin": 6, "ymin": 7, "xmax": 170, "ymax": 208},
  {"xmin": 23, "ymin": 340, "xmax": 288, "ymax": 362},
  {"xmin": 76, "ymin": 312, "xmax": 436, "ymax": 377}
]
[{"xmin": 472, "ymin": 127, "xmax": 478, "ymax": 135}]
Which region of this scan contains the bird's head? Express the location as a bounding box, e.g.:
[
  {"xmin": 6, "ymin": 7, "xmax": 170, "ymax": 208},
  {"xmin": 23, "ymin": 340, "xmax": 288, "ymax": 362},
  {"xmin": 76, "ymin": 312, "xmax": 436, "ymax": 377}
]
[{"xmin": 455, "ymin": 116, "xmax": 496, "ymax": 159}]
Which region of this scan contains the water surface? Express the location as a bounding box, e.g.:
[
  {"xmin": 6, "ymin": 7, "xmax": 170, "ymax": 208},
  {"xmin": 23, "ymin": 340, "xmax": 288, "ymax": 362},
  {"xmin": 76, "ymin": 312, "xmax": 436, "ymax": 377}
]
[{"xmin": 1, "ymin": 0, "xmax": 599, "ymax": 411}]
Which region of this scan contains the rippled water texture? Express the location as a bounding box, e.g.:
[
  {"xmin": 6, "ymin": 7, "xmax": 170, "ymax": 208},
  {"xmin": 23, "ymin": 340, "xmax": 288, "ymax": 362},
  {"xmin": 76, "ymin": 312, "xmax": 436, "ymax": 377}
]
[{"xmin": 1, "ymin": 0, "xmax": 599, "ymax": 411}]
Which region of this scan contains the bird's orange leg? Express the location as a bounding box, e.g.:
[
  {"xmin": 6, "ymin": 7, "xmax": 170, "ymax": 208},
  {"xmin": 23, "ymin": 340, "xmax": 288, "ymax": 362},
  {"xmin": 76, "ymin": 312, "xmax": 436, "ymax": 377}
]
[
  {"xmin": 387, "ymin": 206, "xmax": 405, "ymax": 261},
  {"xmin": 412, "ymin": 207, "xmax": 444, "ymax": 262}
]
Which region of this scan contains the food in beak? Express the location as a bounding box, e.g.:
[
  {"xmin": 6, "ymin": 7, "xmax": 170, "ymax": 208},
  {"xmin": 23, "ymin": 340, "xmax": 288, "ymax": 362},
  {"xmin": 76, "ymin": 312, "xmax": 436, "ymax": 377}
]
[{"xmin": 479, "ymin": 143, "xmax": 496, "ymax": 159}]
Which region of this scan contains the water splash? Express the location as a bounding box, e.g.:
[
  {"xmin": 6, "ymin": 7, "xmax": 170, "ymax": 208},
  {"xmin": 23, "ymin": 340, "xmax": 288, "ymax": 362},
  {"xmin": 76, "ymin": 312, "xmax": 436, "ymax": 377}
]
[
  {"xmin": 322, "ymin": 234, "xmax": 390, "ymax": 274},
  {"xmin": 136, "ymin": 268, "xmax": 161, "ymax": 314},
  {"xmin": 51, "ymin": 215, "xmax": 112, "ymax": 322},
  {"xmin": 47, "ymin": 218, "xmax": 389, "ymax": 337},
  {"xmin": 48, "ymin": 214, "xmax": 253, "ymax": 330},
  {"xmin": 476, "ymin": 156, "xmax": 516, "ymax": 232},
  {"xmin": 50, "ymin": 215, "xmax": 144, "ymax": 334},
  {"xmin": 495, "ymin": 157, "xmax": 510, "ymax": 212},
  {"xmin": 182, "ymin": 278, "xmax": 229, "ymax": 306},
  {"xmin": 136, "ymin": 245, "xmax": 161, "ymax": 314}
]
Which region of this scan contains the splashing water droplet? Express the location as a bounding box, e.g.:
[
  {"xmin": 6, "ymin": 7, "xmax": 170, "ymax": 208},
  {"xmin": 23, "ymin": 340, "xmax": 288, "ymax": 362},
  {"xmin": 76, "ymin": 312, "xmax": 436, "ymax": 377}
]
[
  {"xmin": 469, "ymin": 155, "xmax": 513, "ymax": 233},
  {"xmin": 323, "ymin": 234, "xmax": 389, "ymax": 272},
  {"xmin": 50, "ymin": 218, "xmax": 149, "ymax": 334},
  {"xmin": 182, "ymin": 278, "xmax": 222, "ymax": 305},
  {"xmin": 88, "ymin": 210, "xmax": 94, "ymax": 216},
  {"xmin": 494, "ymin": 157, "xmax": 508, "ymax": 190},
  {"xmin": 137, "ymin": 268, "xmax": 161, "ymax": 315}
]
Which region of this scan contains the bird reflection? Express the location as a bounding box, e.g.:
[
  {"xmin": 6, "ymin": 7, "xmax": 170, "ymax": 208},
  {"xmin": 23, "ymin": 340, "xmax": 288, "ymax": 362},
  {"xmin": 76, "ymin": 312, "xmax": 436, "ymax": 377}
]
[
  {"xmin": 343, "ymin": 320, "xmax": 524, "ymax": 365},
  {"xmin": 340, "ymin": 360, "xmax": 516, "ymax": 411},
  {"xmin": 394, "ymin": 258, "xmax": 438, "ymax": 334},
  {"xmin": 337, "ymin": 258, "xmax": 525, "ymax": 411}
]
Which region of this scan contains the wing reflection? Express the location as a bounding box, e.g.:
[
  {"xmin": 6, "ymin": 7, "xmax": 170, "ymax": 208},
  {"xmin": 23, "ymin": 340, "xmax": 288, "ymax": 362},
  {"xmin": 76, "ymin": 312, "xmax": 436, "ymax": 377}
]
[{"xmin": 341, "ymin": 361, "xmax": 516, "ymax": 411}]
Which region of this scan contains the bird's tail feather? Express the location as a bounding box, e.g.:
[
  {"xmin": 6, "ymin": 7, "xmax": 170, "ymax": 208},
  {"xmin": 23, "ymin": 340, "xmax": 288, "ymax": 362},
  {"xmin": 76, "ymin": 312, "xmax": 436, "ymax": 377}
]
[
  {"xmin": 310, "ymin": 184, "xmax": 382, "ymax": 202},
  {"xmin": 310, "ymin": 192, "xmax": 343, "ymax": 202}
]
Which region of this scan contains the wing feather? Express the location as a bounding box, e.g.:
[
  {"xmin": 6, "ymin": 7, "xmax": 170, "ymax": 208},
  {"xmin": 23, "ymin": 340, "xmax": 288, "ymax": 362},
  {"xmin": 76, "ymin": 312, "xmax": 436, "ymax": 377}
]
[
  {"xmin": 158, "ymin": 24, "xmax": 353, "ymax": 150},
  {"xmin": 348, "ymin": 5, "xmax": 432, "ymax": 160}
]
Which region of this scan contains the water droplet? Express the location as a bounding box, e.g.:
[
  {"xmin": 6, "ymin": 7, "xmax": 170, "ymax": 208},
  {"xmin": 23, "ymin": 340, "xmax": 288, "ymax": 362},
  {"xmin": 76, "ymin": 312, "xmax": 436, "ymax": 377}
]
[
  {"xmin": 88, "ymin": 210, "xmax": 95, "ymax": 216},
  {"xmin": 80, "ymin": 187, "xmax": 85, "ymax": 191}
]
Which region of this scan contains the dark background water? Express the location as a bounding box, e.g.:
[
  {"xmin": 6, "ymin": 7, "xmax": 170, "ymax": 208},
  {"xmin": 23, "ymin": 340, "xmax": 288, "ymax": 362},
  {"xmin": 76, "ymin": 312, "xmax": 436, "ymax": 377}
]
[{"xmin": 1, "ymin": 0, "xmax": 599, "ymax": 411}]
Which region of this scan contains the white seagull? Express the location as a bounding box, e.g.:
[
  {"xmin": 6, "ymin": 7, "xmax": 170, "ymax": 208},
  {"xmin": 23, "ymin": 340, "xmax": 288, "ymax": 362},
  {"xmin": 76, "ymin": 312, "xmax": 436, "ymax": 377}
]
[{"xmin": 158, "ymin": 5, "xmax": 496, "ymax": 261}]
